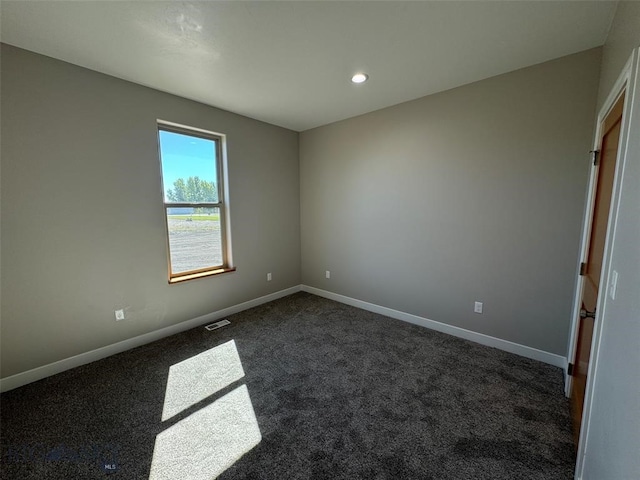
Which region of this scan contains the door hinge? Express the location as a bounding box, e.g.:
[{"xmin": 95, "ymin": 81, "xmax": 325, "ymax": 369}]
[
  {"xmin": 579, "ymin": 262, "xmax": 587, "ymax": 276},
  {"xmin": 568, "ymin": 363, "xmax": 575, "ymax": 376},
  {"xmin": 590, "ymin": 150, "xmax": 600, "ymax": 166}
]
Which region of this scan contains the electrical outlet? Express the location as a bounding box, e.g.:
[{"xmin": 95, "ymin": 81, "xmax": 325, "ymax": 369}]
[
  {"xmin": 326, "ymin": 270, "xmax": 331, "ymax": 279},
  {"xmin": 474, "ymin": 302, "xmax": 483, "ymax": 314},
  {"xmin": 115, "ymin": 309, "xmax": 125, "ymax": 321},
  {"xmin": 267, "ymin": 272, "xmax": 272, "ymax": 282}
]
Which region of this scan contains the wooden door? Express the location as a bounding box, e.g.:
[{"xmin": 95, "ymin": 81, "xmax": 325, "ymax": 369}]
[{"xmin": 570, "ymin": 92, "xmax": 625, "ymax": 445}]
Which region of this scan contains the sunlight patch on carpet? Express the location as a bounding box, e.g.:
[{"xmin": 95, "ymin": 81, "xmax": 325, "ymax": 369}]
[
  {"xmin": 150, "ymin": 384, "xmax": 261, "ymax": 480},
  {"xmin": 161, "ymin": 340, "xmax": 245, "ymax": 421}
]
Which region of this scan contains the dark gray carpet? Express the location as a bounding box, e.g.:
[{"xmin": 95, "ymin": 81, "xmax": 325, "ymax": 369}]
[{"xmin": 1, "ymin": 292, "xmax": 575, "ymax": 479}]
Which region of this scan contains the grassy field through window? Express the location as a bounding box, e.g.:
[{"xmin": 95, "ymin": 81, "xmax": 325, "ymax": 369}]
[{"xmin": 167, "ymin": 213, "xmax": 222, "ymax": 273}]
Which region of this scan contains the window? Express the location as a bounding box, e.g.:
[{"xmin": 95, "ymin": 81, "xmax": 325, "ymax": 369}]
[{"xmin": 157, "ymin": 122, "xmax": 233, "ymax": 283}]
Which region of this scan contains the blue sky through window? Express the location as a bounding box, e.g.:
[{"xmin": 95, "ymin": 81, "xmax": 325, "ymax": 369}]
[{"xmin": 159, "ymin": 130, "xmax": 218, "ymax": 199}]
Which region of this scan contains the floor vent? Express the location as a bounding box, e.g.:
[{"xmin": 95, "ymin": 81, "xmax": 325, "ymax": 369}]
[{"xmin": 205, "ymin": 319, "xmax": 231, "ymax": 331}]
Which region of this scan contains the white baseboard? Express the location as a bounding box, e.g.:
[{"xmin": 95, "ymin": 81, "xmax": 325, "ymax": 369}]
[
  {"xmin": 0, "ymin": 286, "xmax": 301, "ymax": 393},
  {"xmin": 301, "ymin": 285, "xmax": 567, "ymax": 369},
  {"xmin": 2, "ymin": 284, "xmax": 567, "ymax": 392}
]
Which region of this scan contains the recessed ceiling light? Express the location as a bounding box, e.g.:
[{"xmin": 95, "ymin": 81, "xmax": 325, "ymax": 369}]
[{"xmin": 351, "ymin": 73, "xmax": 369, "ymax": 84}]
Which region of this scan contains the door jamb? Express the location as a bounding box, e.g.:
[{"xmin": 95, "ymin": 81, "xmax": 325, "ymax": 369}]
[
  {"xmin": 566, "ymin": 48, "xmax": 640, "ymax": 479},
  {"xmin": 564, "ymin": 89, "xmax": 625, "ymax": 396}
]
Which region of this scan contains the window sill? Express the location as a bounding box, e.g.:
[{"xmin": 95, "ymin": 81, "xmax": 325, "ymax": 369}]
[{"xmin": 169, "ymin": 267, "xmax": 236, "ymax": 284}]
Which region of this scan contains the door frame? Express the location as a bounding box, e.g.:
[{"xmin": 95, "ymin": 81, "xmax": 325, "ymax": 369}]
[{"xmin": 565, "ymin": 48, "xmax": 639, "ymax": 478}]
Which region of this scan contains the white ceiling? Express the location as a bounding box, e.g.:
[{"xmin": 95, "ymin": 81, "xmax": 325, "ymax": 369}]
[{"xmin": 1, "ymin": 1, "xmax": 617, "ymax": 131}]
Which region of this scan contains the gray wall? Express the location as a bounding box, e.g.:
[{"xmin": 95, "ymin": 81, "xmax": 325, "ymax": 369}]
[
  {"xmin": 596, "ymin": 1, "xmax": 640, "ymax": 111},
  {"xmin": 0, "ymin": 45, "xmax": 301, "ymax": 378},
  {"xmin": 300, "ymin": 48, "xmax": 602, "ymax": 356},
  {"xmin": 582, "ymin": 3, "xmax": 640, "ymax": 478}
]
